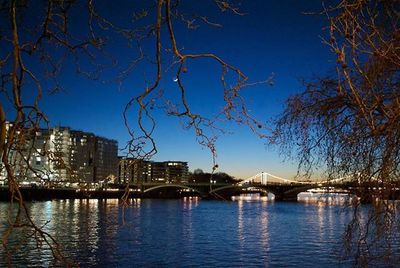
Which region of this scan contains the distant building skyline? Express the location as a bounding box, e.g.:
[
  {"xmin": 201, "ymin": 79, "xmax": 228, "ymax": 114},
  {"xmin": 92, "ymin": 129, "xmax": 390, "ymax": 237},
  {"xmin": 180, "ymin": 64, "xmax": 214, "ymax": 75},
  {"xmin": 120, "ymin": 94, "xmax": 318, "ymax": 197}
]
[
  {"xmin": 0, "ymin": 122, "xmax": 194, "ymax": 184},
  {"xmin": 118, "ymin": 158, "xmax": 189, "ymax": 184}
]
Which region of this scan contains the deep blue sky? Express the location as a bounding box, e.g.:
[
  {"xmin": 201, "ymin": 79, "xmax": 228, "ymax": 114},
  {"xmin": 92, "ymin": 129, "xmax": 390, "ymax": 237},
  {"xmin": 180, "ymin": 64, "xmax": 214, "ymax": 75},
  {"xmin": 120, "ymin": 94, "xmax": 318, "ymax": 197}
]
[{"xmin": 9, "ymin": 1, "xmax": 335, "ymax": 179}]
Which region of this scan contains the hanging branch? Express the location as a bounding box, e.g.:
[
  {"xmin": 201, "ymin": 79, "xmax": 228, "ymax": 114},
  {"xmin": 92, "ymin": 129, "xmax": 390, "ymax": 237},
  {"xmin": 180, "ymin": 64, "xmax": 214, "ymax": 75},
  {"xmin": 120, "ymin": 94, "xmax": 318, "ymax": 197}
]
[{"xmin": 273, "ymin": 0, "xmax": 400, "ymax": 265}]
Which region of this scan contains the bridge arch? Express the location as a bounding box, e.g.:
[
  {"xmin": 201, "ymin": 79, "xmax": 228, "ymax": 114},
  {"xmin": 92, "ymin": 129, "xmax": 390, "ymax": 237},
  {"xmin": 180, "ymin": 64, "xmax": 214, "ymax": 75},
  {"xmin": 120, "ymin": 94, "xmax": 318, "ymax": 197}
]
[
  {"xmin": 143, "ymin": 184, "xmax": 202, "ymax": 195},
  {"xmin": 210, "ymin": 183, "xmax": 341, "ymax": 201}
]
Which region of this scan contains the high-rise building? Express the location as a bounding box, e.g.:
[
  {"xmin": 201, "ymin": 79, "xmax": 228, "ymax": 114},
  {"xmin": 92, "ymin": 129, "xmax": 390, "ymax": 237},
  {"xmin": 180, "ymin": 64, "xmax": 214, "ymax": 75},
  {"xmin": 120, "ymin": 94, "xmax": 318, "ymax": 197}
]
[
  {"xmin": 0, "ymin": 124, "xmax": 52, "ymax": 184},
  {"xmin": 118, "ymin": 157, "xmax": 152, "ymax": 184},
  {"xmin": 151, "ymin": 161, "xmax": 167, "ymax": 182},
  {"xmin": 0, "ymin": 124, "xmax": 118, "ymax": 184},
  {"xmin": 49, "ymin": 127, "xmax": 118, "ymax": 183},
  {"xmin": 94, "ymin": 137, "xmax": 119, "ymax": 182},
  {"xmin": 164, "ymin": 161, "xmax": 189, "ymax": 183}
]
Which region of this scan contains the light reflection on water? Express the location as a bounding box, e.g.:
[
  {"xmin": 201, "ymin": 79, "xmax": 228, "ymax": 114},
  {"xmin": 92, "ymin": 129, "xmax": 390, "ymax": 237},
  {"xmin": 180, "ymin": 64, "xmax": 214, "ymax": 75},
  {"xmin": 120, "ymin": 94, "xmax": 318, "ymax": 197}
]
[
  {"xmin": 0, "ymin": 199, "xmax": 395, "ymax": 267},
  {"xmin": 297, "ymin": 192, "xmax": 358, "ymax": 205},
  {"xmin": 232, "ymin": 192, "xmax": 275, "ymax": 202}
]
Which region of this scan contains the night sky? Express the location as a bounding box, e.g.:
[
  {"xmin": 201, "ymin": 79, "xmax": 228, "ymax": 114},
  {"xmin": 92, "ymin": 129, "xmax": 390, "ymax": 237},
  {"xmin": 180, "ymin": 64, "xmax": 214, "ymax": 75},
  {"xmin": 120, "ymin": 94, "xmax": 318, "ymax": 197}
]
[{"xmin": 7, "ymin": 1, "xmax": 335, "ymax": 179}]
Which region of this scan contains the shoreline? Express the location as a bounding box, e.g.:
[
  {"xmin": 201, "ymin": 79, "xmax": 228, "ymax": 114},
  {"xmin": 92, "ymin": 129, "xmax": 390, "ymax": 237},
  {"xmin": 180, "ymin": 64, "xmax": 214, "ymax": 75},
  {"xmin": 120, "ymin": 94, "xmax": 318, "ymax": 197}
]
[{"xmin": 0, "ymin": 186, "xmax": 203, "ymax": 201}]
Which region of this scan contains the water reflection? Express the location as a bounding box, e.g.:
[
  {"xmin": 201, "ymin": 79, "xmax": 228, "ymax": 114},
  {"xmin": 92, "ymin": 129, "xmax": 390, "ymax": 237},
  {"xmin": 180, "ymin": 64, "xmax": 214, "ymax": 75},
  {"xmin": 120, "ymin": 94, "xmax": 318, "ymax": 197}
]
[
  {"xmin": 237, "ymin": 200, "xmax": 245, "ymax": 246},
  {"xmin": 1, "ymin": 199, "xmax": 395, "ymax": 267},
  {"xmin": 232, "ymin": 192, "xmax": 275, "ymax": 201},
  {"xmin": 298, "ymin": 191, "xmax": 358, "ymax": 205},
  {"xmin": 259, "ymin": 201, "xmax": 270, "ymax": 254},
  {"xmin": 181, "ymin": 197, "xmax": 199, "ymax": 255},
  {"xmin": 236, "ymin": 200, "xmax": 271, "ymax": 265}
]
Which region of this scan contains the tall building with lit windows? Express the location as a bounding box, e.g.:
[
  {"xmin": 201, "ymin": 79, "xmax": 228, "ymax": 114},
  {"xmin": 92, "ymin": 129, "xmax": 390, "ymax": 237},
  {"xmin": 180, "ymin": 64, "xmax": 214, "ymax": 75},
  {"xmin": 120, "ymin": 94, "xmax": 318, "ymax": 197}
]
[
  {"xmin": 152, "ymin": 161, "xmax": 189, "ymax": 183},
  {"xmin": 0, "ymin": 123, "xmax": 52, "ymax": 184},
  {"xmin": 0, "ymin": 123, "xmax": 118, "ymax": 184},
  {"xmin": 118, "ymin": 158, "xmax": 188, "ymax": 184},
  {"xmin": 49, "ymin": 127, "xmax": 118, "ymax": 183},
  {"xmin": 118, "ymin": 157, "xmax": 152, "ymax": 184},
  {"xmin": 164, "ymin": 161, "xmax": 189, "ymax": 183}
]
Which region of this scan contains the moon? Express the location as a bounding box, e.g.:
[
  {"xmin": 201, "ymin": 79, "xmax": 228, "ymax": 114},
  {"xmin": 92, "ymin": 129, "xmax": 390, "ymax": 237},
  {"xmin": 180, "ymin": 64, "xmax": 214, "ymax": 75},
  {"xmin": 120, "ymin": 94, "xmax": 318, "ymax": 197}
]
[{"xmin": 173, "ymin": 77, "xmax": 178, "ymax": 82}]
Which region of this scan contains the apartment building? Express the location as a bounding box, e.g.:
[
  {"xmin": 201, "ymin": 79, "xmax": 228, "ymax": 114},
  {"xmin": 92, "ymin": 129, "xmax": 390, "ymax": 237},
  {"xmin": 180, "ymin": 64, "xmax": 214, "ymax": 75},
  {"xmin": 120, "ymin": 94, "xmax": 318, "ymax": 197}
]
[
  {"xmin": 118, "ymin": 158, "xmax": 188, "ymax": 184},
  {"xmin": 0, "ymin": 124, "xmax": 118, "ymax": 184},
  {"xmin": 118, "ymin": 157, "xmax": 152, "ymax": 184}
]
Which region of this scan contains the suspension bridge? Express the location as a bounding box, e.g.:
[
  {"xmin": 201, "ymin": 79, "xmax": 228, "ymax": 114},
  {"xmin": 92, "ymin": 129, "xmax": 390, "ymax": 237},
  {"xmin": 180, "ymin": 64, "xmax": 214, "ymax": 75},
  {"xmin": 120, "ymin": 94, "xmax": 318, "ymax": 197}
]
[
  {"xmin": 135, "ymin": 171, "xmax": 356, "ymax": 201},
  {"xmin": 243, "ymin": 172, "xmax": 308, "ymax": 185}
]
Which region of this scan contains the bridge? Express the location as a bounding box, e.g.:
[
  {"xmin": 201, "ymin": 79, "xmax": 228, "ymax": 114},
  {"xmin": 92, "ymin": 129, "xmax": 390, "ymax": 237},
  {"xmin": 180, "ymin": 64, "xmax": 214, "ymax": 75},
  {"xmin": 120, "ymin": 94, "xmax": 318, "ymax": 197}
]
[
  {"xmin": 127, "ymin": 172, "xmax": 359, "ymax": 201},
  {"xmin": 243, "ymin": 172, "xmax": 309, "ymax": 185}
]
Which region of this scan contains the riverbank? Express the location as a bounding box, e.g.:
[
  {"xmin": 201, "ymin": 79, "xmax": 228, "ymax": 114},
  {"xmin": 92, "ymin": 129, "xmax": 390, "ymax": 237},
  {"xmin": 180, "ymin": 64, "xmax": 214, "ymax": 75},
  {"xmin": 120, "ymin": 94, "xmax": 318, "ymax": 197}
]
[{"xmin": 0, "ymin": 186, "xmax": 202, "ymax": 201}]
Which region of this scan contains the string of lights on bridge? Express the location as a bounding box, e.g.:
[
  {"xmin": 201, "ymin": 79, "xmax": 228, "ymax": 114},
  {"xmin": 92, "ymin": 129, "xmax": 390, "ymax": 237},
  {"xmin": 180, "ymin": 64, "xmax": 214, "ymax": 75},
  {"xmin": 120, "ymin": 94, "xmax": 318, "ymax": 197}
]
[{"xmin": 242, "ymin": 172, "xmax": 353, "ymax": 185}]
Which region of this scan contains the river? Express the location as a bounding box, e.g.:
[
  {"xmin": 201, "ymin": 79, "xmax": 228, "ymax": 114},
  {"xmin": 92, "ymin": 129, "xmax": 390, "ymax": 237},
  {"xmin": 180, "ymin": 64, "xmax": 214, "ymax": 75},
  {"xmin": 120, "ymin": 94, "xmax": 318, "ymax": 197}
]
[{"xmin": 0, "ymin": 198, "xmax": 397, "ymax": 267}]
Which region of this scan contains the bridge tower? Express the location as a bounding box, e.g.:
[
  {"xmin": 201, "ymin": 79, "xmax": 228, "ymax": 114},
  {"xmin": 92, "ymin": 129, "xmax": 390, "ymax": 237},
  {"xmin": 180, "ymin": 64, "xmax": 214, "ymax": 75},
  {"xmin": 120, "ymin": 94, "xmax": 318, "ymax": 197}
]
[{"xmin": 261, "ymin": 172, "xmax": 268, "ymax": 185}]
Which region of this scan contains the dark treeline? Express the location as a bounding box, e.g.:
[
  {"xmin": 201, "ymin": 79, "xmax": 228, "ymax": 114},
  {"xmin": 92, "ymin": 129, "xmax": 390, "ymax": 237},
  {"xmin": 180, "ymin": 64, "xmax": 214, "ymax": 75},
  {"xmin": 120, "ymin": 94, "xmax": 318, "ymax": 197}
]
[{"xmin": 188, "ymin": 169, "xmax": 239, "ymax": 184}]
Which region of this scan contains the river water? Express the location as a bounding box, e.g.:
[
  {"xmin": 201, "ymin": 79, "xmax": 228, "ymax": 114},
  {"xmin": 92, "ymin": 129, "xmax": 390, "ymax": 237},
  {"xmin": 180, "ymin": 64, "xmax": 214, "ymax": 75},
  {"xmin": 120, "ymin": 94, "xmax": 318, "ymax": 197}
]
[{"xmin": 0, "ymin": 198, "xmax": 397, "ymax": 267}]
